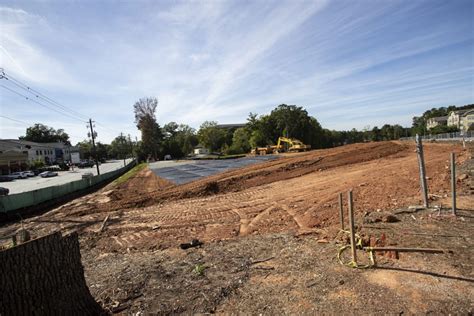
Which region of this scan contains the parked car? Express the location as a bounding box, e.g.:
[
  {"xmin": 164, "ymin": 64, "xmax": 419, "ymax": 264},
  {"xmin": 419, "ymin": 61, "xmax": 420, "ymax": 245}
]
[
  {"xmin": 0, "ymin": 187, "xmax": 9, "ymax": 196},
  {"xmin": 0, "ymin": 175, "xmax": 14, "ymax": 182},
  {"xmin": 23, "ymin": 171, "xmax": 36, "ymax": 177},
  {"xmin": 78, "ymin": 160, "xmax": 95, "ymax": 168},
  {"xmin": 10, "ymin": 172, "xmax": 28, "ymax": 179},
  {"xmin": 39, "ymin": 171, "xmax": 58, "ymax": 178}
]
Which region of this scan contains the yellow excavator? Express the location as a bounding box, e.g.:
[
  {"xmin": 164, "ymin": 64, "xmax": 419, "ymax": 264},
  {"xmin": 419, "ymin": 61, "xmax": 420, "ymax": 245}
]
[
  {"xmin": 251, "ymin": 137, "xmax": 311, "ymax": 155},
  {"xmin": 275, "ymin": 137, "xmax": 311, "ymax": 153}
]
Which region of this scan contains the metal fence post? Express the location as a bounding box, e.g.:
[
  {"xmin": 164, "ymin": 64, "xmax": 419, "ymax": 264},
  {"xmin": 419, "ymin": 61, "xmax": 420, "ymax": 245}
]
[
  {"xmin": 348, "ymin": 190, "xmax": 357, "ymax": 265},
  {"xmin": 338, "ymin": 193, "xmax": 344, "ymax": 230},
  {"xmin": 451, "ymin": 153, "xmax": 457, "ymax": 215},
  {"xmin": 415, "ymin": 134, "xmax": 429, "ymax": 208}
]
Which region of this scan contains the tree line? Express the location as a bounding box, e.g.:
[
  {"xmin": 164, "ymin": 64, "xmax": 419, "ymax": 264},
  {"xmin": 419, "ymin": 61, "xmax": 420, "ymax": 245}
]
[{"xmin": 18, "ymin": 99, "xmax": 474, "ymax": 162}]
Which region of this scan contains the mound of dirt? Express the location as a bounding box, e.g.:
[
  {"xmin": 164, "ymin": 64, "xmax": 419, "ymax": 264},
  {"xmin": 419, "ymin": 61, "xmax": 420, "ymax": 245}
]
[
  {"xmin": 111, "ymin": 167, "xmax": 175, "ymax": 200},
  {"xmin": 114, "ymin": 141, "xmax": 409, "ymax": 209}
]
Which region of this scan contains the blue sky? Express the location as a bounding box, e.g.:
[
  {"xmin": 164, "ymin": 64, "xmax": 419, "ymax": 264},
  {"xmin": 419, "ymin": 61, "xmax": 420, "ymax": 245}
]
[{"xmin": 0, "ymin": 0, "xmax": 473, "ymax": 144}]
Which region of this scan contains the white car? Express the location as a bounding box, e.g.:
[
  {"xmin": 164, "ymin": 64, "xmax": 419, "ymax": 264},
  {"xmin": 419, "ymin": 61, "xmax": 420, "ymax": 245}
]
[
  {"xmin": 23, "ymin": 171, "xmax": 36, "ymax": 177},
  {"xmin": 10, "ymin": 172, "xmax": 28, "ymax": 179},
  {"xmin": 39, "ymin": 171, "xmax": 58, "ymax": 178}
]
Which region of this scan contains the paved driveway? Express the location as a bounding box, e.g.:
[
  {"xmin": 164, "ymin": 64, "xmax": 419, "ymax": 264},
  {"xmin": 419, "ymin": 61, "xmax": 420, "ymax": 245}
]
[
  {"xmin": 149, "ymin": 156, "xmax": 278, "ymax": 184},
  {"xmin": 1, "ymin": 159, "xmax": 133, "ymax": 194}
]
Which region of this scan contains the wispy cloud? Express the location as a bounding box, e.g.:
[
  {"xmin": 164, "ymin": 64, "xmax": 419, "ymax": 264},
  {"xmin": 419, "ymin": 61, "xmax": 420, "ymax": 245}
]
[
  {"xmin": 0, "ymin": 6, "xmax": 78, "ymax": 88},
  {"xmin": 0, "ymin": 0, "xmax": 472, "ymax": 143}
]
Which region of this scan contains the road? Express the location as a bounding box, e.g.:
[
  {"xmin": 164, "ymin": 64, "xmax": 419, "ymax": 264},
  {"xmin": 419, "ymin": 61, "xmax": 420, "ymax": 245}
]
[{"xmin": 1, "ymin": 159, "xmax": 133, "ymax": 194}]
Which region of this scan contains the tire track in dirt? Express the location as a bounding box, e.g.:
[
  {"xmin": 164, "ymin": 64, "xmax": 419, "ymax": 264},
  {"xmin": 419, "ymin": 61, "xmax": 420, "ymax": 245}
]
[
  {"xmin": 95, "ymin": 142, "xmax": 467, "ymax": 251},
  {"xmin": 3, "ymin": 142, "xmax": 468, "ymax": 253}
]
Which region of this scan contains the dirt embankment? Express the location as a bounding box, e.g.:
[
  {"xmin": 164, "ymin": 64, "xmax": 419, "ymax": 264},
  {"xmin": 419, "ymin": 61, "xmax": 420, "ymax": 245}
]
[
  {"xmin": 105, "ymin": 141, "xmax": 410, "ymax": 210},
  {"xmin": 1, "ymin": 141, "xmax": 469, "ymax": 243},
  {"xmin": 1, "ymin": 141, "xmax": 472, "ymax": 314}
]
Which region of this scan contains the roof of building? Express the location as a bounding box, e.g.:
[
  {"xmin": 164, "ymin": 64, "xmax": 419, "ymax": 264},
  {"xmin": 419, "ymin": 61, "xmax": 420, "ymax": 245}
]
[
  {"xmin": 428, "ymin": 116, "xmax": 448, "ymax": 122},
  {"xmin": 462, "ymin": 109, "xmax": 474, "ymax": 116},
  {"xmin": 215, "ymin": 123, "xmax": 246, "ymax": 129},
  {"xmin": 451, "ymin": 109, "xmax": 471, "ymax": 116},
  {"xmin": 0, "ymin": 139, "xmax": 69, "ymax": 150},
  {"xmin": 0, "ymin": 140, "xmax": 22, "ymax": 151}
]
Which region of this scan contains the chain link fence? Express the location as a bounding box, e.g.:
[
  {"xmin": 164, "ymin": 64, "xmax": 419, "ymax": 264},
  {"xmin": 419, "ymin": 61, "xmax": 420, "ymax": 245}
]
[{"xmin": 400, "ymin": 131, "xmax": 474, "ymax": 141}]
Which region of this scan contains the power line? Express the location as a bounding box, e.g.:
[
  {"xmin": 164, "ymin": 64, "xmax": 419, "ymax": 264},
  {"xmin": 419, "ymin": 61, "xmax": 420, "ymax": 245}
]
[
  {"xmin": 1, "ymin": 68, "xmax": 126, "ymax": 136},
  {"xmin": 0, "ymin": 115, "xmax": 31, "ymax": 126},
  {"xmin": 95, "ymin": 121, "xmax": 122, "ymax": 134},
  {"xmin": 1, "ymin": 70, "xmax": 90, "ymax": 121},
  {"xmin": 0, "ymin": 115, "xmax": 85, "ymax": 140},
  {"xmin": 1, "ymin": 84, "xmax": 87, "ymax": 123}
]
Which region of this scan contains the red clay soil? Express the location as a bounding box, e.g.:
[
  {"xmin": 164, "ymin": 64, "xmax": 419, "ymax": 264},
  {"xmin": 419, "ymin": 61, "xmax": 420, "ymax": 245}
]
[
  {"xmin": 3, "ymin": 140, "xmax": 469, "ymax": 251},
  {"xmin": 106, "ymin": 141, "xmax": 410, "ymax": 210},
  {"xmin": 111, "ymin": 167, "xmax": 175, "ymax": 198},
  {"xmin": 1, "ymin": 141, "xmax": 472, "ymax": 314}
]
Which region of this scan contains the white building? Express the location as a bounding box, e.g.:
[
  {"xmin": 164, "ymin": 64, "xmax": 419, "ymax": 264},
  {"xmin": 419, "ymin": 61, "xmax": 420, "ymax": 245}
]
[
  {"xmin": 462, "ymin": 110, "xmax": 474, "ymax": 132},
  {"xmin": 447, "ymin": 109, "xmax": 474, "ymax": 133},
  {"xmin": 193, "ymin": 145, "xmax": 210, "ymax": 155},
  {"xmin": 426, "ymin": 116, "xmax": 447, "ymax": 129},
  {"xmin": 0, "ymin": 139, "xmax": 72, "ymax": 164}
]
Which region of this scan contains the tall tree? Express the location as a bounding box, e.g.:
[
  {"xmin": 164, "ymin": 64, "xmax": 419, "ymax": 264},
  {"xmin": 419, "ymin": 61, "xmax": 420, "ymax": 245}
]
[
  {"xmin": 197, "ymin": 121, "xmax": 226, "ymax": 152},
  {"xmin": 133, "ymin": 97, "xmax": 162, "ymax": 160},
  {"xmin": 76, "ymin": 140, "xmax": 92, "ymax": 160},
  {"xmin": 245, "ymin": 104, "xmax": 325, "ymax": 149},
  {"xmin": 228, "ymin": 128, "xmax": 251, "ymax": 154},
  {"xmin": 20, "ymin": 124, "xmax": 71, "ymax": 145}
]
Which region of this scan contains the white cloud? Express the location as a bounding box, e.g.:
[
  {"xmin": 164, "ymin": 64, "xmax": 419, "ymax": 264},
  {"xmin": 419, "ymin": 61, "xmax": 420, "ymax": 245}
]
[{"xmin": 0, "ymin": 6, "xmax": 77, "ymax": 88}]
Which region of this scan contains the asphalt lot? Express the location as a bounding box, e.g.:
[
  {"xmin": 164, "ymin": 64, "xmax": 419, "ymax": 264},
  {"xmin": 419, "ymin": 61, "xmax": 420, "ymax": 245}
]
[
  {"xmin": 0, "ymin": 159, "xmax": 133, "ymax": 194},
  {"xmin": 149, "ymin": 156, "xmax": 278, "ymax": 184}
]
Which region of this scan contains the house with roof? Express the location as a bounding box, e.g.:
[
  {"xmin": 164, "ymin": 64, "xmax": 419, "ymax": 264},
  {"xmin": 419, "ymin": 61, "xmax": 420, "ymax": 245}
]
[
  {"xmin": 447, "ymin": 109, "xmax": 469, "ymax": 129},
  {"xmin": 447, "ymin": 109, "xmax": 474, "ymax": 133},
  {"xmin": 461, "ymin": 109, "xmax": 474, "ymax": 132},
  {"xmin": 426, "ymin": 116, "xmax": 447, "ymax": 129}
]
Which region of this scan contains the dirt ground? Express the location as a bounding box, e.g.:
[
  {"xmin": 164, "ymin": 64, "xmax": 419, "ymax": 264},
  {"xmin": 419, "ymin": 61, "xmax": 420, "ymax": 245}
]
[{"xmin": 0, "ymin": 141, "xmax": 473, "ymax": 314}]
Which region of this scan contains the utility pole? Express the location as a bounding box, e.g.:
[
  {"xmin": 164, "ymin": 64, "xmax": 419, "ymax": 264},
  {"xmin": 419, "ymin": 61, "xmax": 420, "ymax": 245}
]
[
  {"xmin": 88, "ymin": 118, "xmax": 100, "ymax": 175},
  {"xmin": 120, "ymin": 132, "xmax": 126, "ymax": 167},
  {"xmin": 128, "ymin": 134, "xmax": 133, "ymax": 164},
  {"xmin": 135, "ymin": 136, "xmax": 139, "ymax": 163}
]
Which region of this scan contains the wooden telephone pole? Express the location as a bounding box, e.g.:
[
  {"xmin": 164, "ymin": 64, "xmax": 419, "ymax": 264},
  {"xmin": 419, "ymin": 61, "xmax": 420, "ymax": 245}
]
[{"xmin": 88, "ymin": 119, "xmax": 100, "ymax": 175}]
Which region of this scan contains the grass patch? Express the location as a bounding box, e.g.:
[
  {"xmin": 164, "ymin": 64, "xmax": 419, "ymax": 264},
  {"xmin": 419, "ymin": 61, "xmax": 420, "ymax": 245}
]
[{"xmin": 113, "ymin": 162, "xmax": 147, "ymax": 185}]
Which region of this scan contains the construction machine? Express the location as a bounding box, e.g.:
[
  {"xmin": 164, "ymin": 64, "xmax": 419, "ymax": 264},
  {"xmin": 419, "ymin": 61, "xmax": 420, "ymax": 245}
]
[
  {"xmin": 250, "ymin": 145, "xmax": 278, "ymax": 155},
  {"xmin": 275, "ymin": 137, "xmax": 311, "ymax": 153},
  {"xmin": 251, "ymin": 137, "xmax": 311, "ymax": 155}
]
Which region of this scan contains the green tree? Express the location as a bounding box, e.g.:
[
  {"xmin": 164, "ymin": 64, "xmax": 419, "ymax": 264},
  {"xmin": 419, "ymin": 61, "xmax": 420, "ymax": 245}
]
[
  {"xmin": 133, "ymin": 97, "xmax": 163, "ymax": 160},
  {"xmin": 76, "ymin": 140, "xmax": 92, "ymax": 160},
  {"xmin": 161, "ymin": 123, "xmax": 198, "ymax": 158},
  {"xmin": 245, "ymin": 104, "xmax": 325, "ymax": 149},
  {"xmin": 371, "ymin": 126, "xmax": 381, "ymax": 141},
  {"xmin": 95, "ymin": 142, "xmax": 109, "ymax": 161},
  {"xmin": 249, "ymin": 129, "xmax": 267, "ymax": 148},
  {"xmin": 197, "ymin": 121, "xmax": 226, "ymax": 152},
  {"xmin": 20, "ymin": 124, "xmax": 71, "ymax": 145},
  {"xmin": 227, "ymin": 128, "xmax": 251, "ymax": 154},
  {"xmin": 429, "ymin": 125, "xmax": 460, "ymax": 135},
  {"xmin": 109, "ymin": 135, "xmax": 130, "ymax": 159}
]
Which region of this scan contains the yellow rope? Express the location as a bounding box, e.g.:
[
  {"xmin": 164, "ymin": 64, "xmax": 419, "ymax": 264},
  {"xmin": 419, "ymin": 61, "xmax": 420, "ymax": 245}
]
[{"xmin": 337, "ymin": 230, "xmax": 375, "ymax": 269}]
